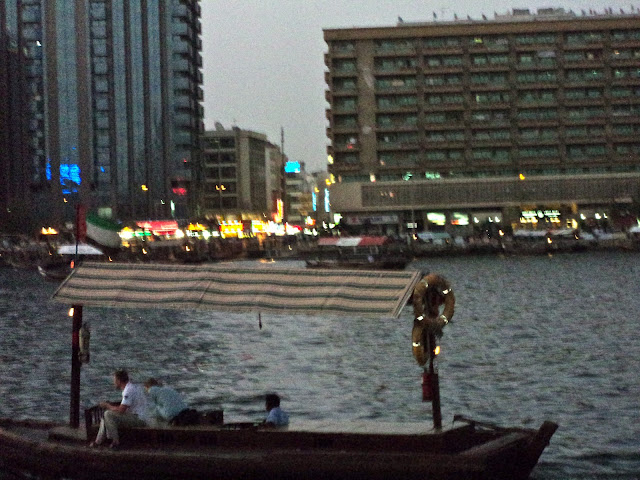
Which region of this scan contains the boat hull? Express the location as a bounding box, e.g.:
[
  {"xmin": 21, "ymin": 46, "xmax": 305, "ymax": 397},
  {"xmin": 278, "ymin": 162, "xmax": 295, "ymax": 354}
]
[{"xmin": 0, "ymin": 418, "xmax": 557, "ymax": 480}]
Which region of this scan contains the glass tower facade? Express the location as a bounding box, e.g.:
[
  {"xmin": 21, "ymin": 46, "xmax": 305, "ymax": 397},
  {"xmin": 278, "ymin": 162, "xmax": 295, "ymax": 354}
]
[{"xmin": 1, "ymin": 0, "xmax": 203, "ymax": 231}]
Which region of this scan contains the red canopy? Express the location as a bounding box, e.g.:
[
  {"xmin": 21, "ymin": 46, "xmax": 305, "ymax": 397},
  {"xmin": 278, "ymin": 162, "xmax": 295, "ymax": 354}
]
[{"xmin": 317, "ymin": 236, "xmax": 390, "ymax": 247}]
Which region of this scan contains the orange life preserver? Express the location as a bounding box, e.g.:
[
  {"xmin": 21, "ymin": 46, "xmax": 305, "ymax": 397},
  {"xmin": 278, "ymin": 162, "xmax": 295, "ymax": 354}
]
[{"xmin": 411, "ymin": 273, "xmax": 455, "ymax": 366}]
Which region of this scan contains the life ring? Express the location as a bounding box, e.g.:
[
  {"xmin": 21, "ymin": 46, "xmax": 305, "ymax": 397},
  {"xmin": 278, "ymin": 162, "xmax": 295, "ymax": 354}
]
[{"xmin": 411, "ymin": 273, "xmax": 455, "ymax": 366}]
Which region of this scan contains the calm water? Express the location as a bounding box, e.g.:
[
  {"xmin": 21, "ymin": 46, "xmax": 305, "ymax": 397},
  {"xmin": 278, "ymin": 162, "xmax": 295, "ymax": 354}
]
[{"xmin": 1, "ymin": 252, "xmax": 639, "ymax": 479}]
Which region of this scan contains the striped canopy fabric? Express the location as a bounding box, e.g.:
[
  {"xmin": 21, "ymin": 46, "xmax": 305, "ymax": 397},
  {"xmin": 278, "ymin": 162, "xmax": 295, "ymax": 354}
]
[{"xmin": 52, "ymin": 262, "xmax": 422, "ymax": 319}]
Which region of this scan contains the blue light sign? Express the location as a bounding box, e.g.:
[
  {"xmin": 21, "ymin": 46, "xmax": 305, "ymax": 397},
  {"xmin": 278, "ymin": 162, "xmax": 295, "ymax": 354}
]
[{"xmin": 284, "ymin": 161, "xmax": 300, "ymax": 174}]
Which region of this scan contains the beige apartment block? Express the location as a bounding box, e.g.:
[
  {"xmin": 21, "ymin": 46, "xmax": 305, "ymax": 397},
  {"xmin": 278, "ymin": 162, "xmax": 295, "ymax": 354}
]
[{"xmin": 324, "ymin": 9, "xmax": 640, "ymax": 231}]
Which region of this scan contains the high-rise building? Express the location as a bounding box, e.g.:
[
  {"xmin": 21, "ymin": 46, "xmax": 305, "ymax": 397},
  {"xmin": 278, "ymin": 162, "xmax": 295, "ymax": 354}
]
[
  {"xmin": 201, "ymin": 126, "xmax": 276, "ymax": 221},
  {"xmin": 1, "ymin": 0, "xmax": 204, "ymax": 233},
  {"xmin": 0, "ymin": 2, "xmax": 31, "ymax": 233},
  {"xmin": 324, "ymin": 9, "xmax": 640, "ymax": 233}
]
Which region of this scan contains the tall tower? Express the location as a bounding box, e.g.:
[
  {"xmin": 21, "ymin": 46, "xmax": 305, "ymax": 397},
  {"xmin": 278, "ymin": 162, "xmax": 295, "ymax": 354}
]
[{"xmin": 1, "ymin": 0, "xmax": 204, "ymax": 232}]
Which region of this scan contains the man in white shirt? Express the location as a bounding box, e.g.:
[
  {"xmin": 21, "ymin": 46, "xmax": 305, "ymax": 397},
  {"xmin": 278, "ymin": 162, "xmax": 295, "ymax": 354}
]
[{"xmin": 90, "ymin": 369, "xmax": 148, "ymax": 448}]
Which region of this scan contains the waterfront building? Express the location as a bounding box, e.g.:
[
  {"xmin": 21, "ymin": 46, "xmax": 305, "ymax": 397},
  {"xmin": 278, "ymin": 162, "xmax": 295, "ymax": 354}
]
[
  {"xmin": 201, "ymin": 125, "xmax": 281, "ymax": 225},
  {"xmin": 324, "ymin": 9, "xmax": 640, "ymax": 234},
  {"xmin": 0, "ymin": 0, "xmax": 204, "ymax": 233}
]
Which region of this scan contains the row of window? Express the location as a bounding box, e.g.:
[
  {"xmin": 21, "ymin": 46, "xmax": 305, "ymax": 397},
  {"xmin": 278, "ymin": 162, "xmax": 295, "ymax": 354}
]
[
  {"xmin": 330, "ymin": 30, "xmax": 640, "ymax": 54},
  {"xmin": 335, "ymin": 52, "xmax": 640, "ymax": 73},
  {"xmin": 336, "ymin": 166, "xmax": 640, "ymax": 184},
  {"xmin": 337, "ymin": 99, "xmax": 640, "ymax": 119},
  {"xmin": 337, "ymin": 88, "xmax": 640, "ymax": 111},
  {"xmin": 336, "ymin": 143, "xmax": 640, "ymax": 166},
  {"xmin": 421, "ymin": 49, "xmax": 640, "ymax": 67},
  {"xmin": 337, "ymin": 124, "xmax": 640, "ymax": 144}
]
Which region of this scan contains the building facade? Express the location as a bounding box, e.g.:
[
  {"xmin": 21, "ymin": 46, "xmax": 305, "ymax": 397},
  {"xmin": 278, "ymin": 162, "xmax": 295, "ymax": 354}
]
[
  {"xmin": 0, "ymin": 2, "xmax": 32, "ymax": 233},
  {"xmin": 324, "ymin": 9, "xmax": 640, "ymax": 233},
  {"xmin": 201, "ymin": 126, "xmax": 279, "ymax": 222},
  {"xmin": 1, "ymin": 0, "xmax": 204, "ymax": 233}
]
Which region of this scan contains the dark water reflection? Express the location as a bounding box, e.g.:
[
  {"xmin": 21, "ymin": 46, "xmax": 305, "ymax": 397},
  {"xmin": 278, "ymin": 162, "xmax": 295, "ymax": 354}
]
[{"xmin": 1, "ymin": 252, "xmax": 639, "ymax": 479}]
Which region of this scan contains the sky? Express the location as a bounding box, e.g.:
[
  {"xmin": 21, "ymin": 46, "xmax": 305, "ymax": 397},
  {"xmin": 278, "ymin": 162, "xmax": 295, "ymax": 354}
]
[{"xmin": 200, "ymin": 0, "xmax": 635, "ymax": 172}]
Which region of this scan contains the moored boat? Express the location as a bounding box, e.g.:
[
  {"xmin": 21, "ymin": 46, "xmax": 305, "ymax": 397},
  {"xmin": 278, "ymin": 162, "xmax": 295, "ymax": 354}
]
[{"xmin": 305, "ymin": 255, "xmax": 410, "ymax": 270}]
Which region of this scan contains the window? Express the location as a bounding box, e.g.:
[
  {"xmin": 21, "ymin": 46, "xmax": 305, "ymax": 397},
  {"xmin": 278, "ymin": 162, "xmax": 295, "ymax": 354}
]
[
  {"xmin": 332, "ymin": 41, "xmax": 355, "ymax": 53},
  {"xmin": 333, "ymin": 59, "xmax": 356, "ymax": 72},
  {"xmin": 424, "ymin": 37, "xmax": 460, "ymax": 48},
  {"xmin": 375, "ymin": 77, "xmax": 416, "ymax": 89},
  {"xmin": 335, "ymin": 116, "xmax": 357, "ymax": 127},
  {"xmin": 334, "ymin": 97, "xmax": 356, "ymax": 110},
  {"xmin": 518, "ymin": 147, "xmax": 559, "ymax": 157},
  {"xmin": 375, "ymin": 57, "xmax": 417, "ymax": 70},
  {"xmin": 335, "ymin": 78, "xmax": 357, "ymax": 91},
  {"xmin": 516, "ymin": 34, "xmax": 556, "ymax": 45},
  {"xmin": 611, "ymin": 30, "xmax": 640, "ymax": 42}
]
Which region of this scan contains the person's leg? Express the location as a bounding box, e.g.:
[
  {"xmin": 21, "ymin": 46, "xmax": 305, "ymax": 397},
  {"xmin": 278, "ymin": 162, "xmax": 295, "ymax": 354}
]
[
  {"xmin": 91, "ymin": 418, "xmax": 108, "ymax": 446},
  {"xmin": 105, "ymin": 411, "xmax": 147, "ymax": 446},
  {"xmin": 102, "ymin": 410, "xmax": 119, "ymax": 443}
]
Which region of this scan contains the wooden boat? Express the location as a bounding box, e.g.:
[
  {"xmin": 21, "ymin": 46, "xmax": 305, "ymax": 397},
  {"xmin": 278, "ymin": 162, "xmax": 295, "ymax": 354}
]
[
  {"xmin": 0, "ymin": 416, "xmax": 557, "ymax": 480},
  {"xmin": 38, "ymin": 258, "xmax": 73, "ymax": 280},
  {"xmin": 0, "ymin": 263, "xmax": 557, "ymax": 479}
]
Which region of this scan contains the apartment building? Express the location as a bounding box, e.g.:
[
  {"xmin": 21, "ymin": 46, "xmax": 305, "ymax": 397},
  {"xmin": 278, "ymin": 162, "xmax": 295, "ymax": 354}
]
[
  {"xmin": 1, "ymin": 0, "xmax": 204, "ymax": 232},
  {"xmin": 324, "ymin": 9, "xmax": 640, "ymax": 232},
  {"xmin": 201, "ymin": 126, "xmax": 277, "ymax": 221}
]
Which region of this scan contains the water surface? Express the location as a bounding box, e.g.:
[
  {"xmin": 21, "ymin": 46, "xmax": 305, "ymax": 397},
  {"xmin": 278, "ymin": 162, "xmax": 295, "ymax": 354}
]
[{"xmin": 1, "ymin": 252, "xmax": 639, "ymax": 479}]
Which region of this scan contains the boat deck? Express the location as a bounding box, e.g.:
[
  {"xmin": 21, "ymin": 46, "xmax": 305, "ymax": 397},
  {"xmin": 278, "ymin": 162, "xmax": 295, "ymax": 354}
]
[{"xmin": 49, "ymin": 419, "xmax": 450, "ymax": 444}]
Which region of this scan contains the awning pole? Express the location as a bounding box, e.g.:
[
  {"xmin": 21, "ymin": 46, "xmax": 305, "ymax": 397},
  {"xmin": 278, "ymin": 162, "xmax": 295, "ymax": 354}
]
[{"xmin": 70, "ymin": 305, "xmax": 83, "ymax": 428}]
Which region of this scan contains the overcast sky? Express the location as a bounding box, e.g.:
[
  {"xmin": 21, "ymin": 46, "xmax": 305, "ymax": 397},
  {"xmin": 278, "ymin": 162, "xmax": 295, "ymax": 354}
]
[{"xmin": 200, "ymin": 0, "xmax": 634, "ymax": 172}]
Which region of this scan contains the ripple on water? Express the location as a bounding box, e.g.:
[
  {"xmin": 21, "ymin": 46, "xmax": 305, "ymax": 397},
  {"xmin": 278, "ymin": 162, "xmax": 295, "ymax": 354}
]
[{"xmin": 1, "ymin": 253, "xmax": 640, "ymax": 479}]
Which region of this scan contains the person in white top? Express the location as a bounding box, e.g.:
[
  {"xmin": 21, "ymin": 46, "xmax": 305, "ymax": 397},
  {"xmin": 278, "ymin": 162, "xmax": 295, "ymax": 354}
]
[
  {"xmin": 90, "ymin": 369, "xmax": 148, "ymax": 448},
  {"xmin": 264, "ymin": 393, "xmax": 289, "ymax": 428}
]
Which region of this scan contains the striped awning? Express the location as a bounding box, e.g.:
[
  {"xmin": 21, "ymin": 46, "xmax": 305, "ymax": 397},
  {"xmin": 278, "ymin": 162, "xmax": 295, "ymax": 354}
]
[{"xmin": 52, "ymin": 262, "xmax": 421, "ymax": 319}]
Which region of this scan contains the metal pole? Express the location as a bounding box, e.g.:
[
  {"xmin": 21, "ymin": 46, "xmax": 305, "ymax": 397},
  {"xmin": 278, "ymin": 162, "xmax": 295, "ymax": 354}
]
[
  {"xmin": 281, "ymin": 127, "xmax": 286, "ymax": 224},
  {"xmin": 70, "ymin": 305, "xmax": 83, "ymax": 428},
  {"xmin": 428, "ymin": 332, "xmax": 442, "ymax": 430}
]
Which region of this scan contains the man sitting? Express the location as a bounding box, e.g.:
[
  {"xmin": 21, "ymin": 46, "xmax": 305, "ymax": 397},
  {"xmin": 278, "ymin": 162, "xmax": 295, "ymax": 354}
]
[
  {"xmin": 144, "ymin": 378, "xmax": 199, "ymax": 426},
  {"xmin": 90, "ymin": 369, "xmax": 148, "ymax": 448}
]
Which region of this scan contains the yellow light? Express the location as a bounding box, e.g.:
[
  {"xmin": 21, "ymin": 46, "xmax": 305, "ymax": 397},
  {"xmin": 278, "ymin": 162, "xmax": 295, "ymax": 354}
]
[
  {"xmin": 68, "ymin": 307, "xmax": 74, "ymax": 317},
  {"xmin": 499, "ymin": 230, "xmax": 504, "ymax": 236},
  {"xmin": 141, "ymin": 185, "xmax": 148, "ymax": 191},
  {"xmin": 519, "ymin": 173, "xmax": 526, "ymax": 180},
  {"xmin": 547, "ymin": 238, "xmax": 552, "ymax": 244},
  {"xmin": 327, "ymin": 154, "xmax": 334, "ymax": 165},
  {"xmin": 434, "ymin": 346, "xmax": 441, "ymax": 355},
  {"xmin": 142, "ymin": 248, "xmax": 147, "ymax": 254}
]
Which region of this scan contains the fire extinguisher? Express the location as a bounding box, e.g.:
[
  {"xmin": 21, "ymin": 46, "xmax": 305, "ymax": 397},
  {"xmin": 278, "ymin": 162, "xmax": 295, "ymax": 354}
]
[{"xmin": 79, "ymin": 322, "xmax": 90, "ymax": 364}]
